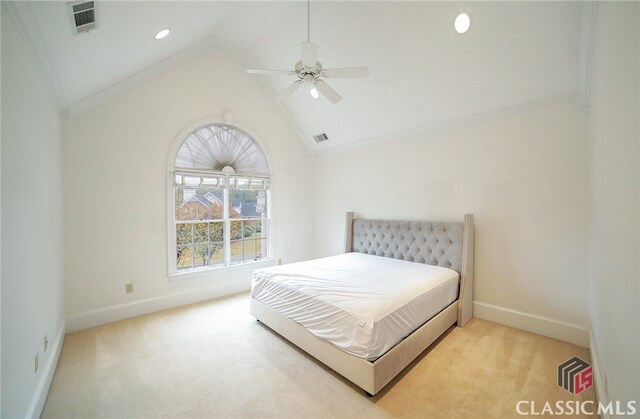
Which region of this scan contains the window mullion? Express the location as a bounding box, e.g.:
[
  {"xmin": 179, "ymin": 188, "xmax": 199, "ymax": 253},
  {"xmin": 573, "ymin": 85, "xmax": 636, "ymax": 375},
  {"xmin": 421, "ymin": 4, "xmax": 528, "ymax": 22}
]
[
  {"xmin": 266, "ymin": 189, "xmax": 271, "ymax": 259},
  {"xmin": 241, "ymin": 220, "xmax": 245, "ymax": 262},
  {"xmin": 191, "ymin": 223, "xmax": 195, "ymax": 269},
  {"xmin": 223, "ymin": 182, "xmax": 231, "ymax": 266}
]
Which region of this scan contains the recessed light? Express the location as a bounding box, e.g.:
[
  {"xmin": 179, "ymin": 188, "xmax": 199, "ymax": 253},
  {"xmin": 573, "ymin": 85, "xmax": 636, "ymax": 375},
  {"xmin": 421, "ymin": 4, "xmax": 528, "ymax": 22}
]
[
  {"xmin": 154, "ymin": 29, "xmax": 171, "ymax": 40},
  {"xmin": 454, "ymin": 13, "xmax": 471, "ymax": 34}
]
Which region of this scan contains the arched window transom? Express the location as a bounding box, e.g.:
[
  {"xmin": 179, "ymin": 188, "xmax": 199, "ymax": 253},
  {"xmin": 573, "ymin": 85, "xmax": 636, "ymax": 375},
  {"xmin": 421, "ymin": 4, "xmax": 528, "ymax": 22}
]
[{"xmin": 175, "ymin": 124, "xmax": 269, "ymax": 175}]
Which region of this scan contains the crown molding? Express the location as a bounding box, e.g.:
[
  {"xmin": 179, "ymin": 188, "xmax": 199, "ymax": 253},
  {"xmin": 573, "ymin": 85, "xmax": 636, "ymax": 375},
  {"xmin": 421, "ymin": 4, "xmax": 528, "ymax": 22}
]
[
  {"xmin": 67, "ymin": 35, "xmax": 227, "ymax": 118},
  {"xmin": 3, "ymin": 1, "xmax": 260, "ymax": 121},
  {"xmin": 315, "ymin": 91, "xmax": 580, "ymax": 156},
  {"xmin": 6, "ymin": 1, "xmax": 589, "ymax": 158},
  {"xmin": 68, "ymin": 35, "xmax": 248, "ymax": 117},
  {"xmin": 4, "ymin": 1, "xmax": 69, "ymax": 111},
  {"xmin": 63, "ymin": 33, "xmax": 315, "ymax": 157}
]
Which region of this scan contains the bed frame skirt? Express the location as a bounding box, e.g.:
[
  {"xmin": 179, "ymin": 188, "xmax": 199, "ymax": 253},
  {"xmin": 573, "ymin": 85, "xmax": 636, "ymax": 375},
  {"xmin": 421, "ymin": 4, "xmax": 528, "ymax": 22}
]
[{"xmin": 250, "ymin": 297, "xmax": 458, "ymax": 395}]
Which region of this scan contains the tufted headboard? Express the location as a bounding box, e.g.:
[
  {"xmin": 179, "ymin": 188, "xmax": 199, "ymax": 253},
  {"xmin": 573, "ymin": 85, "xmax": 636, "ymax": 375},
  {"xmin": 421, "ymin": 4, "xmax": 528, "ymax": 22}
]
[
  {"xmin": 343, "ymin": 212, "xmax": 474, "ymax": 327},
  {"xmin": 350, "ymin": 219, "xmax": 463, "ymax": 273}
]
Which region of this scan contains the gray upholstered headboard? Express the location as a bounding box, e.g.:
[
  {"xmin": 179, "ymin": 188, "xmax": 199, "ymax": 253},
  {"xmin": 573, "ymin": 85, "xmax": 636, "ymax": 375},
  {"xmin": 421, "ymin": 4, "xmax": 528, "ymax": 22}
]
[
  {"xmin": 343, "ymin": 212, "xmax": 475, "ymax": 327},
  {"xmin": 350, "ymin": 219, "xmax": 464, "ymax": 274}
]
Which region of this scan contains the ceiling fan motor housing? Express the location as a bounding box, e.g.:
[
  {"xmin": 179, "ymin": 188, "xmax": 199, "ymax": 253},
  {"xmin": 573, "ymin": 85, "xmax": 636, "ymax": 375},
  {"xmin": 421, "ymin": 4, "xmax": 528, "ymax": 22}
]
[{"xmin": 295, "ymin": 60, "xmax": 322, "ymax": 83}]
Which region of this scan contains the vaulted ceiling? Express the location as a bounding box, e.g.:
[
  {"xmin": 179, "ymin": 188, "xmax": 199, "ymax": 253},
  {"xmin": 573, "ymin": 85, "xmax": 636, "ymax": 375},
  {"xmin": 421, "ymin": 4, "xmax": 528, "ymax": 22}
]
[{"xmin": 6, "ymin": 1, "xmax": 591, "ymax": 153}]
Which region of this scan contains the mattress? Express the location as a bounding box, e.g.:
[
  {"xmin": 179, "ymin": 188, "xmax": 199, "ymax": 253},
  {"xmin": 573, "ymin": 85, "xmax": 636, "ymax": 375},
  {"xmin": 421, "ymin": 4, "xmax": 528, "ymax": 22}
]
[{"xmin": 251, "ymin": 252, "xmax": 459, "ymax": 361}]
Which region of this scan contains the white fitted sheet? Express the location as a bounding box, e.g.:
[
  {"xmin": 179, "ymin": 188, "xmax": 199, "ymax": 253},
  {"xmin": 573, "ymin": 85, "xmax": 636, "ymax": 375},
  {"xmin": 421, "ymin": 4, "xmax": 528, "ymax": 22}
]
[{"xmin": 251, "ymin": 252, "xmax": 459, "ymax": 361}]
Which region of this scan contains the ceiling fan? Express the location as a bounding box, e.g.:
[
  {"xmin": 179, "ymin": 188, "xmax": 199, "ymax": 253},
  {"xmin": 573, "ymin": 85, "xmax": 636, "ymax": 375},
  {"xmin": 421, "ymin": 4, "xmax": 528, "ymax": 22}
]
[{"xmin": 246, "ymin": 0, "xmax": 369, "ymax": 104}]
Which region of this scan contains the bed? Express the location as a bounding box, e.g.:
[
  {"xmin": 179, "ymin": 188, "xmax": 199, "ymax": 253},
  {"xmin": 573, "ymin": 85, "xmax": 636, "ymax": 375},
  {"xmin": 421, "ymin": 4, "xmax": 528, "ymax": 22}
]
[{"xmin": 250, "ymin": 212, "xmax": 474, "ymax": 395}]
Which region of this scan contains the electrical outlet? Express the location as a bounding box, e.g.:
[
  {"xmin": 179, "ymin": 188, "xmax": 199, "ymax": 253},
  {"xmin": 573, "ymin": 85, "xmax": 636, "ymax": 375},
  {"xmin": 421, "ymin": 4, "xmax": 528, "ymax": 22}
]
[
  {"xmin": 44, "ymin": 334, "xmax": 48, "ymax": 352},
  {"xmin": 34, "ymin": 353, "xmax": 39, "ymax": 374},
  {"xmin": 125, "ymin": 283, "xmax": 134, "ymax": 294},
  {"xmin": 277, "ymin": 258, "xmax": 282, "ymax": 265}
]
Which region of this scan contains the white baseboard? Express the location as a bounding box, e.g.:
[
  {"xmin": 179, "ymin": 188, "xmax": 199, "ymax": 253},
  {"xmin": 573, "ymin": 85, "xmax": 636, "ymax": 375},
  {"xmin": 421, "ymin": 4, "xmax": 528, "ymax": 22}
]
[
  {"xmin": 66, "ymin": 279, "xmax": 250, "ymax": 333},
  {"xmin": 473, "ymin": 301, "xmax": 590, "ymax": 347},
  {"xmin": 589, "ymin": 330, "xmax": 611, "ymax": 419},
  {"xmin": 26, "ymin": 319, "xmax": 65, "ymax": 419}
]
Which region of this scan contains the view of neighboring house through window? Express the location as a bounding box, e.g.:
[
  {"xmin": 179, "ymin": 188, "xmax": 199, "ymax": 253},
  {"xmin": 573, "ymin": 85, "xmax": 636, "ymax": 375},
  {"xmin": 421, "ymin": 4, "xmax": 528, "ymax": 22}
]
[{"xmin": 171, "ymin": 123, "xmax": 270, "ymax": 274}]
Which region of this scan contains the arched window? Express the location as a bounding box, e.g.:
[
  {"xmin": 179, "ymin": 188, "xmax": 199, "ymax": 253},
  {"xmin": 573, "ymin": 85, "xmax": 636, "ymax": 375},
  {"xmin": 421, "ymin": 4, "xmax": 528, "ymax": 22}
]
[{"xmin": 169, "ymin": 123, "xmax": 271, "ymax": 275}]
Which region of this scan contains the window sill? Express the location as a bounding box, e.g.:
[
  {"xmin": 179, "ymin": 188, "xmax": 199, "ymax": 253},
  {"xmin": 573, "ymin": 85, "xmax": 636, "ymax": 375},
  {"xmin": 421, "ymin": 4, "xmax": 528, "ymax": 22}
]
[{"xmin": 168, "ymin": 258, "xmax": 275, "ymax": 282}]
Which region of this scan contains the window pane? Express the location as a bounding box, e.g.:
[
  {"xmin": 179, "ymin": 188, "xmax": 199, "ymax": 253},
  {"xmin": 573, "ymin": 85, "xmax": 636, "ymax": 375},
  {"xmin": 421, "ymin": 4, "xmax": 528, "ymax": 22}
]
[
  {"xmin": 177, "ymin": 220, "xmax": 228, "ymax": 271},
  {"xmin": 230, "ymin": 220, "xmax": 243, "ymax": 240},
  {"xmin": 230, "ymin": 240, "xmax": 243, "ymax": 263},
  {"xmin": 256, "ymin": 190, "xmax": 267, "ymax": 217},
  {"xmin": 193, "ymin": 244, "xmax": 208, "ymax": 268},
  {"xmin": 210, "ymin": 221, "xmax": 223, "ymax": 242},
  {"xmin": 243, "ymin": 220, "xmax": 257, "ymax": 239},
  {"xmin": 209, "ymin": 243, "xmax": 224, "ymax": 266},
  {"xmin": 258, "ymin": 219, "xmax": 267, "ymax": 238},
  {"xmin": 259, "ymin": 239, "xmax": 267, "ymax": 259},
  {"xmin": 175, "ymin": 186, "xmax": 224, "ymax": 221},
  {"xmin": 177, "ymin": 245, "xmax": 193, "ymax": 270},
  {"xmin": 250, "ymin": 179, "xmax": 262, "ymax": 189},
  {"xmin": 235, "ymin": 178, "xmax": 250, "ymax": 189},
  {"xmin": 194, "ymin": 223, "xmax": 208, "ymax": 243},
  {"xmin": 244, "ymin": 234, "xmax": 260, "ymax": 261},
  {"xmin": 226, "ymin": 220, "xmax": 266, "ymax": 262},
  {"xmin": 176, "ymin": 224, "xmax": 192, "ymax": 245},
  {"xmin": 201, "ymin": 177, "xmax": 221, "ymax": 186},
  {"xmin": 229, "ymin": 189, "xmax": 267, "ymax": 219},
  {"xmin": 184, "ymin": 176, "xmax": 200, "ymax": 186}
]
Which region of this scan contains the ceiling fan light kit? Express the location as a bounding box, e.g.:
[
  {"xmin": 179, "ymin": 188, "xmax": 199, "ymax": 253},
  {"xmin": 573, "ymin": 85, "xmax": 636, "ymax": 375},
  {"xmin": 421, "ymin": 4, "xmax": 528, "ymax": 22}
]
[
  {"xmin": 246, "ymin": 1, "xmax": 369, "ymax": 103},
  {"xmin": 455, "ymin": 13, "xmax": 472, "ymax": 34},
  {"xmin": 154, "ymin": 28, "xmax": 171, "ymax": 40}
]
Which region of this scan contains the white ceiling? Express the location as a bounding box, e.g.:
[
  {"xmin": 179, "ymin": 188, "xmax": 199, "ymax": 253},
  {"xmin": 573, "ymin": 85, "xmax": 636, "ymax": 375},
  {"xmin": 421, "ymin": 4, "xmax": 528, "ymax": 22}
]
[{"xmin": 8, "ymin": 1, "xmax": 589, "ymax": 153}]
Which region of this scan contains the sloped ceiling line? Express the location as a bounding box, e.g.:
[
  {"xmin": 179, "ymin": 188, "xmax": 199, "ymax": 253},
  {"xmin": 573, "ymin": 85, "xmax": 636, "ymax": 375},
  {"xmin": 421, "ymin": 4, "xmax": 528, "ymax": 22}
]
[
  {"xmin": 242, "ymin": 50, "xmax": 317, "ymax": 155},
  {"xmin": 67, "ymin": 36, "xmax": 222, "ymax": 117},
  {"xmin": 5, "ymin": 0, "xmax": 315, "ymax": 156},
  {"xmin": 577, "ymin": 1, "xmax": 597, "ymax": 106},
  {"xmin": 314, "ymin": 91, "xmax": 580, "ymax": 156},
  {"xmin": 7, "ymin": 2, "xmax": 591, "ymax": 155}
]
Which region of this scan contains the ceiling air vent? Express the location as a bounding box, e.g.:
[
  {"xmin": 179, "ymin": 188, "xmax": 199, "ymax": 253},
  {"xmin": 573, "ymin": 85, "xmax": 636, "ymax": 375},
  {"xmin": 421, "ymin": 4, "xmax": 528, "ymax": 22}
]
[
  {"xmin": 313, "ymin": 133, "xmax": 329, "ymax": 143},
  {"xmin": 67, "ymin": 1, "xmax": 97, "ymax": 35}
]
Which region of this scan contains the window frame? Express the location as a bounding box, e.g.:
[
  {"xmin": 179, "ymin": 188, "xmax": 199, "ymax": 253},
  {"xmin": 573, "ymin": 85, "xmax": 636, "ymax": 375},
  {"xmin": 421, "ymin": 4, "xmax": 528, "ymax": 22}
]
[
  {"xmin": 168, "ymin": 169, "xmax": 273, "ymax": 279},
  {"xmin": 166, "ymin": 121, "xmax": 274, "ymax": 280}
]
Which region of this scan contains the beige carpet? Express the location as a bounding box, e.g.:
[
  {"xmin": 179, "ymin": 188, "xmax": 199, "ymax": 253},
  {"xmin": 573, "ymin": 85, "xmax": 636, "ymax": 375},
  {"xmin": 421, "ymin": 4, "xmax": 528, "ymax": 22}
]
[{"xmin": 42, "ymin": 292, "xmax": 596, "ymax": 418}]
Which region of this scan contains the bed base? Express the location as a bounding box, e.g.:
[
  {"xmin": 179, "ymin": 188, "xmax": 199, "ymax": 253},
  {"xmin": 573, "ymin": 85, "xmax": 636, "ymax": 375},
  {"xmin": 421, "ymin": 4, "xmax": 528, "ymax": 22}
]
[{"xmin": 250, "ymin": 297, "xmax": 458, "ymax": 395}]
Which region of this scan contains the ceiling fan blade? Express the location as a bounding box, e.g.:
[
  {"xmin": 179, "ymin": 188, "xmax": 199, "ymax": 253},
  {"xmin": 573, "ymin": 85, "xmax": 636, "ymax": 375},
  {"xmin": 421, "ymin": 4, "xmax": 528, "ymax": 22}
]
[
  {"xmin": 247, "ymin": 69, "xmax": 295, "ymax": 75},
  {"xmin": 314, "ymin": 80, "xmax": 342, "ymax": 104},
  {"xmin": 301, "ymin": 42, "xmax": 319, "ymax": 67},
  {"xmin": 322, "ymin": 67, "xmax": 370, "ymax": 78},
  {"xmin": 276, "ymin": 80, "xmax": 303, "ymax": 101}
]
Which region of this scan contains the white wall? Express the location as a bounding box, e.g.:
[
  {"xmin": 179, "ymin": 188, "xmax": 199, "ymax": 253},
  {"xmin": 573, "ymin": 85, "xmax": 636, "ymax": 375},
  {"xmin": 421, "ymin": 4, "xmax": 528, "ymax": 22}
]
[
  {"xmin": 315, "ymin": 99, "xmax": 590, "ymax": 330},
  {"xmin": 63, "ymin": 45, "xmax": 315, "ymax": 329},
  {"xmin": 588, "ymin": 1, "xmax": 639, "ymax": 408},
  {"xmin": 1, "ymin": 6, "xmax": 66, "ymax": 418}
]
